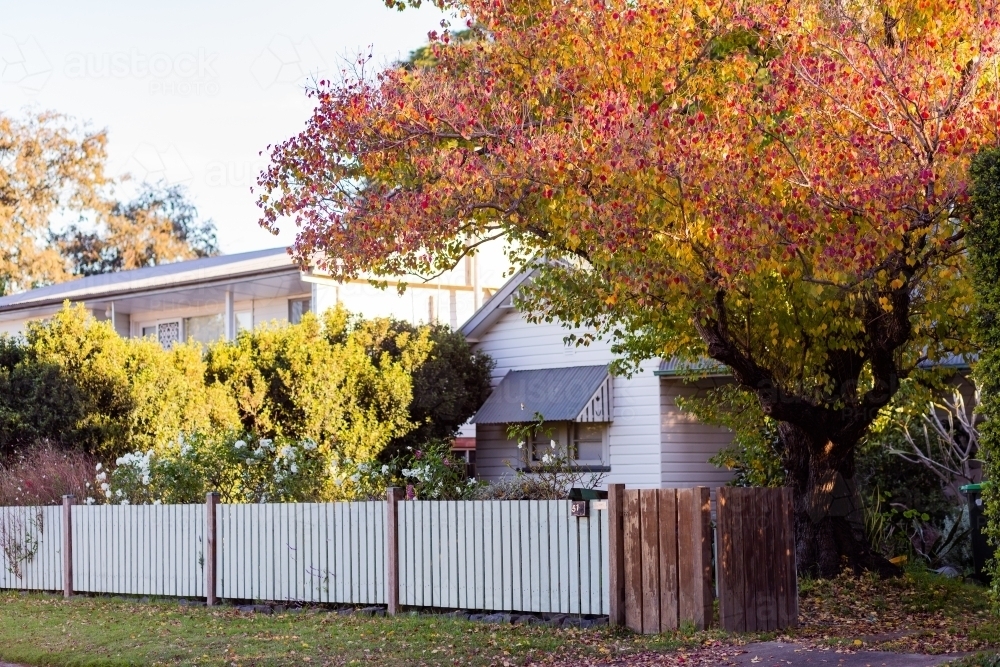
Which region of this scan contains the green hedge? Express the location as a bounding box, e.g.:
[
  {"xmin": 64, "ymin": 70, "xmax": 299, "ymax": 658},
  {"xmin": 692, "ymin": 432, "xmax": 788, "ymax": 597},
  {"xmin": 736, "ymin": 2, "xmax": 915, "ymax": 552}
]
[
  {"xmin": 0, "ymin": 304, "xmax": 492, "ymax": 470},
  {"xmin": 969, "ymin": 148, "xmax": 1000, "ymax": 597}
]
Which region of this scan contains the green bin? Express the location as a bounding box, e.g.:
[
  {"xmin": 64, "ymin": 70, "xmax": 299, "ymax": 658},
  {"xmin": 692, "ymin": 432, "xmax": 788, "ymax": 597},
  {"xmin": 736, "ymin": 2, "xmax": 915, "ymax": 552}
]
[{"xmin": 962, "ymin": 483, "xmax": 991, "ymax": 584}]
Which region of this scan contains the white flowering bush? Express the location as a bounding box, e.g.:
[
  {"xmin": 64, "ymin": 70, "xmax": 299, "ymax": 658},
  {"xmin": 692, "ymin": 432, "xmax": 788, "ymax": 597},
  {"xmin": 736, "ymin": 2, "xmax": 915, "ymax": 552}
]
[
  {"xmin": 95, "ymin": 431, "xmax": 328, "ymax": 504},
  {"xmin": 328, "ymin": 458, "xmax": 397, "ymax": 500},
  {"xmin": 398, "ymin": 440, "xmax": 483, "ymax": 500}
]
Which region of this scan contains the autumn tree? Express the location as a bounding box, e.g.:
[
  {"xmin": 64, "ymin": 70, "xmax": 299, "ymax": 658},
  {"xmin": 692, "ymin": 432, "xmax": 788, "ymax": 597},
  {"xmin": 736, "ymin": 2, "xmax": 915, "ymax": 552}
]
[
  {"xmin": 257, "ymin": 0, "xmax": 1000, "ymax": 576},
  {"xmin": 0, "ymin": 111, "xmax": 110, "ymax": 293},
  {"xmin": 54, "ymin": 182, "xmax": 219, "ymax": 277}
]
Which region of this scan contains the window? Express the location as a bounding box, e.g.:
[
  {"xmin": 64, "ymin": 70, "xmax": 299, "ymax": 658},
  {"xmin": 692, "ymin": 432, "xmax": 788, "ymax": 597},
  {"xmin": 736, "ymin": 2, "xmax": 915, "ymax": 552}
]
[
  {"xmin": 184, "ymin": 314, "xmax": 224, "ymax": 345},
  {"xmin": 235, "ymin": 310, "xmax": 253, "ymax": 333},
  {"xmin": 452, "ymin": 449, "xmax": 476, "ymax": 478},
  {"xmin": 525, "ymin": 422, "xmax": 608, "ymax": 468},
  {"xmin": 571, "ymin": 423, "xmax": 607, "ymax": 466},
  {"xmin": 140, "ymin": 320, "xmax": 182, "ymax": 348},
  {"xmin": 288, "ymin": 297, "xmax": 311, "ymax": 324}
]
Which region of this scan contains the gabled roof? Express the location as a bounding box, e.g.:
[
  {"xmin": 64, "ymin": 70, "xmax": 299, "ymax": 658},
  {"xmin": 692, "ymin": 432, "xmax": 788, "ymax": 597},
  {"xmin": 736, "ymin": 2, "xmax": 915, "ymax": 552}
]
[
  {"xmin": 459, "ymin": 266, "xmax": 536, "ymax": 342},
  {"xmin": 473, "ymin": 365, "xmax": 612, "ymax": 424},
  {"xmin": 0, "ymin": 248, "xmax": 297, "ymax": 314}
]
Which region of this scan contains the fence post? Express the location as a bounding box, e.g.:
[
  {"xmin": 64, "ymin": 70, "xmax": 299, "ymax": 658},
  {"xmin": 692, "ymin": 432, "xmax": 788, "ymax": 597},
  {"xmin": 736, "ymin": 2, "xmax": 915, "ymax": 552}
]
[
  {"xmin": 386, "ymin": 487, "xmax": 403, "ymax": 615},
  {"xmin": 62, "ymin": 495, "xmax": 74, "ymax": 599},
  {"xmin": 206, "ymin": 492, "xmax": 219, "ymax": 606},
  {"xmin": 607, "ymin": 483, "xmax": 625, "ymax": 627}
]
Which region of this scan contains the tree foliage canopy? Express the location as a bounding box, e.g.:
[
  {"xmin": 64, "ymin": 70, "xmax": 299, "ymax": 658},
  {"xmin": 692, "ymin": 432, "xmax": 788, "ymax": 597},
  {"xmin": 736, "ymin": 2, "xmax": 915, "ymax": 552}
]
[
  {"xmin": 259, "ymin": 0, "xmax": 1000, "ymax": 575},
  {"xmin": 0, "ymin": 110, "xmax": 217, "ymax": 291},
  {"xmin": 55, "ymin": 182, "xmax": 218, "ymax": 277},
  {"xmin": 0, "ymin": 112, "xmax": 110, "ymax": 293}
]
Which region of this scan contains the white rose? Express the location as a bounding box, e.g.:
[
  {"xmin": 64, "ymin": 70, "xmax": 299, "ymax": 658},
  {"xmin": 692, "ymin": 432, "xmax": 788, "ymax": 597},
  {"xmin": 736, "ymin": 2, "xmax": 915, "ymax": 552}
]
[
  {"xmin": 234, "ymin": 440, "xmax": 246, "ymax": 449},
  {"xmin": 381, "ymin": 465, "xmax": 390, "ymax": 475},
  {"xmin": 95, "ymin": 463, "xmax": 102, "ymax": 472}
]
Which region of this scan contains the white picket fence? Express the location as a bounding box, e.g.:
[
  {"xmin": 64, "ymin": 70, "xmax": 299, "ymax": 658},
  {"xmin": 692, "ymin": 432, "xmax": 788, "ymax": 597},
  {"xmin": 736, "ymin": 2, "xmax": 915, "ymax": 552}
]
[
  {"xmin": 0, "ymin": 499, "xmax": 607, "ymax": 616},
  {"xmin": 0, "ymin": 506, "xmax": 63, "ymax": 591},
  {"xmin": 73, "ymin": 504, "xmax": 205, "ymax": 597},
  {"xmin": 399, "ymin": 500, "xmax": 608, "ymax": 615},
  {"xmin": 218, "ymin": 502, "xmax": 386, "ymax": 604}
]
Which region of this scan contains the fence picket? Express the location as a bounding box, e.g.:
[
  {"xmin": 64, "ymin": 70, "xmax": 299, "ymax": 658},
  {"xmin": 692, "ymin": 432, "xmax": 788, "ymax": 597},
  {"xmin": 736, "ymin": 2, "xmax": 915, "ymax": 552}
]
[{"xmin": 4, "ymin": 498, "xmax": 612, "ymax": 616}]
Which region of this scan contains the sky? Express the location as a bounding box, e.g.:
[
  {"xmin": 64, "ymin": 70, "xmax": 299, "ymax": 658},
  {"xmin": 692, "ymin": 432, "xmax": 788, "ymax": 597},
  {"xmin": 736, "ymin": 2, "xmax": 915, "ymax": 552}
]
[{"xmin": 0, "ymin": 0, "xmax": 447, "ymax": 254}]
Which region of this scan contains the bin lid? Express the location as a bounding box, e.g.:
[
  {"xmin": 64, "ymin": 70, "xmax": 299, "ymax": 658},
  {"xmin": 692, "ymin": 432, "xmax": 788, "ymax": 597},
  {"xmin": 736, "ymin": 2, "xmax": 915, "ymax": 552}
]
[{"xmin": 961, "ymin": 483, "xmax": 983, "ymax": 492}]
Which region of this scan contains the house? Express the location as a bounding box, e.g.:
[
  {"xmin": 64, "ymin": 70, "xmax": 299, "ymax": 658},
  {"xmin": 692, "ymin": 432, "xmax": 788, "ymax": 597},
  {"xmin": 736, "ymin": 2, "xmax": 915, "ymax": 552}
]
[
  {"xmin": 461, "ymin": 269, "xmax": 736, "ymax": 489},
  {"xmin": 0, "ymin": 247, "xmax": 504, "ymax": 344}
]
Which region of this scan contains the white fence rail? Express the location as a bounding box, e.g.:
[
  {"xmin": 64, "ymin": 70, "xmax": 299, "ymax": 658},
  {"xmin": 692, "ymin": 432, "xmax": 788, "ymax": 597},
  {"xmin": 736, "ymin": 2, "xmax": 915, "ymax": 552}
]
[
  {"xmin": 218, "ymin": 502, "xmax": 385, "ymax": 604},
  {"xmin": 398, "ymin": 500, "xmax": 609, "ymax": 615},
  {"xmin": 72, "ymin": 504, "xmax": 205, "ymax": 597},
  {"xmin": 0, "ymin": 506, "xmax": 63, "ymax": 591}
]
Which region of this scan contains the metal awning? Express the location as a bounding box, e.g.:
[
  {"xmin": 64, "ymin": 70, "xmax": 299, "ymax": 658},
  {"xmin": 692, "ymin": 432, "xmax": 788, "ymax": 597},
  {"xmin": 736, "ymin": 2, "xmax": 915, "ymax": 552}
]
[{"xmin": 473, "ymin": 365, "xmax": 613, "ymax": 424}]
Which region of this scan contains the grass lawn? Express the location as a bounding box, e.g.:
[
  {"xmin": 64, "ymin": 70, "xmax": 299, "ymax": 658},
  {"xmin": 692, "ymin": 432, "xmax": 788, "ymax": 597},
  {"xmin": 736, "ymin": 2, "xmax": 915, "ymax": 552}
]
[
  {"xmin": 0, "ymin": 569, "xmax": 996, "ymax": 667},
  {"xmin": 0, "ymin": 593, "xmax": 737, "ymax": 667}
]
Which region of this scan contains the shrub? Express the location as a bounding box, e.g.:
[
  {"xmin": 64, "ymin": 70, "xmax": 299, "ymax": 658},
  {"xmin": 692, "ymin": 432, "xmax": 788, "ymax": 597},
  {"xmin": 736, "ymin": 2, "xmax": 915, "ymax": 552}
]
[
  {"xmin": 328, "ymin": 440, "xmax": 483, "ymax": 501},
  {"xmin": 397, "ymin": 440, "xmax": 483, "ymax": 500},
  {"xmin": 0, "ymin": 444, "xmax": 95, "ymax": 506},
  {"xmin": 203, "ymin": 309, "xmax": 426, "ymax": 465},
  {"xmin": 346, "ymin": 318, "xmax": 493, "ymax": 461},
  {"xmin": 0, "ymin": 304, "xmax": 236, "ymax": 460},
  {"xmin": 328, "ymin": 457, "xmax": 397, "ymax": 501},
  {"xmin": 97, "ymin": 431, "xmax": 329, "ymax": 505},
  {"xmin": 472, "ymin": 474, "xmax": 570, "ymax": 501},
  {"xmin": 0, "ymin": 304, "xmax": 494, "ymax": 504}
]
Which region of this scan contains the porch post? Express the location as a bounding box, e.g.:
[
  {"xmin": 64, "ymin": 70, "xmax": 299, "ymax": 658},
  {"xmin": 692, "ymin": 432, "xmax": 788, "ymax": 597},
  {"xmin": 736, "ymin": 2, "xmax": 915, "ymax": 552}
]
[{"xmin": 224, "ymin": 289, "xmax": 235, "ymax": 341}]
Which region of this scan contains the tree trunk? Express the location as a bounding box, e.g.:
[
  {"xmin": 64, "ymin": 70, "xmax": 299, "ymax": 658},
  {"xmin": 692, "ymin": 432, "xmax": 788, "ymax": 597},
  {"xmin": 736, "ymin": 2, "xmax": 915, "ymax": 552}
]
[{"xmin": 780, "ymin": 422, "xmax": 901, "ymax": 578}]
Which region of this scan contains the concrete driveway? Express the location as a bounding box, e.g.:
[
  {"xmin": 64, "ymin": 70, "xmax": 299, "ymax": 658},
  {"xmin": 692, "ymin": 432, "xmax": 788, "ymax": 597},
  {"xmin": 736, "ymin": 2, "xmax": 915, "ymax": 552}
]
[{"xmin": 731, "ymin": 642, "xmax": 964, "ymax": 666}]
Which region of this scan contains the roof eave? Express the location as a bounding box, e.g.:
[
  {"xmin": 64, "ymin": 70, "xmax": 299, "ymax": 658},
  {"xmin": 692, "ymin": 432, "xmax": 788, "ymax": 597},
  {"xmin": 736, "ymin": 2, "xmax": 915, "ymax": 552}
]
[
  {"xmin": 0, "ymin": 264, "xmax": 302, "ymax": 316},
  {"xmin": 460, "ymin": 267, "xmax": 536, "ymax": 341}
]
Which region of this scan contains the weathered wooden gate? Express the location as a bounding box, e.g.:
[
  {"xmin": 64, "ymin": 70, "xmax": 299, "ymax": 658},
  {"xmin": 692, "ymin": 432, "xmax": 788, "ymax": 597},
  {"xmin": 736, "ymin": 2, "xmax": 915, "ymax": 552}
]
[
  {"xmin": 607, "ymin": 485, "xmax": 713, "ymax": 634},
  {"xmin": 716, "ymin": 487, "xmax": 797, "ymax": 632}
]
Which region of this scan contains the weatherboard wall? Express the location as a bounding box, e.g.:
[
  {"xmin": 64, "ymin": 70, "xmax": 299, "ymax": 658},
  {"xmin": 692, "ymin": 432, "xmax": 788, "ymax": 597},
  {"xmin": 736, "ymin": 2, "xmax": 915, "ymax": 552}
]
[
  {"xmin": 469, "ymin": 308, "xmax": 662, "ymax": 488},
  {"xmin": 659, "ymin": 378, "xmax": 735, "ymax": 489}
]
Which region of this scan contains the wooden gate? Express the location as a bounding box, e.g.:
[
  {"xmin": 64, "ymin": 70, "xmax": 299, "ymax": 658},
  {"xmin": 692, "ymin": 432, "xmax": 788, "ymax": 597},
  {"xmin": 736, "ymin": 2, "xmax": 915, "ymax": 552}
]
[
  {"xmin": 608, "ymin": 485, "xmax": 712, "ymax": 634},
  {"xmin": 716, "ymin": 487, "xmax": 797, "ymax": 632}
]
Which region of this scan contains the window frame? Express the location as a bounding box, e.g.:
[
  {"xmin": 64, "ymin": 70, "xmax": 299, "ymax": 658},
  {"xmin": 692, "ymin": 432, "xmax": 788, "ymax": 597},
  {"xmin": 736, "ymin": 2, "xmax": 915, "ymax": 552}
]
[{"xmin": 524, "ymin": 421, "xmax": 610, "ymax": 471}]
